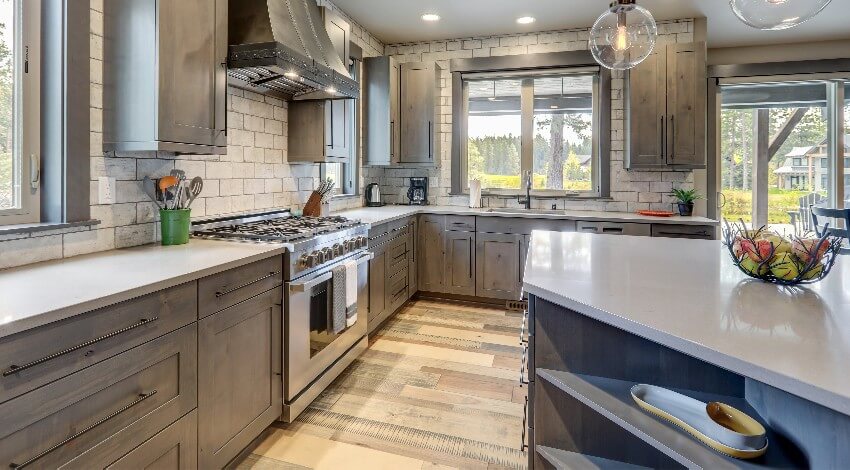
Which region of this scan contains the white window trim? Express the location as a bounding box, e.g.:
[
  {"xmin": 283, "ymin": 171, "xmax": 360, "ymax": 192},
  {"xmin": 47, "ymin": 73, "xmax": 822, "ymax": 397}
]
[{"xmin": 0, "ymin": 0, "xmax": 40, "ymax": 225}]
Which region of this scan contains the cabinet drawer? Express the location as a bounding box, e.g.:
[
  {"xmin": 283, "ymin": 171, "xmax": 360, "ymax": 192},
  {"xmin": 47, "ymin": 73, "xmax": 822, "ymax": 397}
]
[
  {"xmin": 445, "ymin": 215, "xmax": 475, "ymax": 231},
  {"xmin": 106, "ymin": 410, "xmax": 197, "ymax": 469},
  {"xmin": 0, "ymin": 282, "xmax": 197, "ymax": 405},
  {"xmin": 199, "ymin": 256, "xmax": 283, "ymax": 318},
  {"xmin": 477, "ymin": 217, "xmax": 576, "ymax": 235},
  {"xmin": 651, "ymin": 224, "xmax": 715, "ymax": 240},
  {"xmin": 576, "ymin": 221, "xmax": 651, "ymax": 237},
  {"xmin": 387, "ymin": 269, "xmax": 408, "ymax": 301},
  {"xmin": 388, "ymin": 243, "xmax": 408, "ymax": 275},
  {"xmin": 0, "ymin": 325, "xmax": 198, "ymax": 469},
  {"xmin": 368, "ymin": 223, "xmax": 389, "ymax": 247}
]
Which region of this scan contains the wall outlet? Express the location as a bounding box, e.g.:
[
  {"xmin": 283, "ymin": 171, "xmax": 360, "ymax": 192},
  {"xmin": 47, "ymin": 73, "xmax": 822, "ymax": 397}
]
[{"xmin": 98, "ymin": 176, "xmax": 116, "ymax": 204}]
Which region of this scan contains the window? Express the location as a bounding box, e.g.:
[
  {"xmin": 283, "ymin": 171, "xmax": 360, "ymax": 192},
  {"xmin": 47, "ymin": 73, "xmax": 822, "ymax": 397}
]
[
  {"xmin": 0, "ymin": 0, "xmax": 39, "ymax": 225},
  {"xmin": 719, "ymin": 79, "xmax": 848, "ymax": 234},
  {"xmin": 457, "ymin": 66, "xmax": 608, "ymax": 196}
]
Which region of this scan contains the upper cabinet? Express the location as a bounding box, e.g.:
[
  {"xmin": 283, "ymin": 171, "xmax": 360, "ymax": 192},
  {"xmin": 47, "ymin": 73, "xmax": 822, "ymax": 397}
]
[
  {"xmin": 365, "ymin": 60, "xmax": 441, "ymax": 166},
  {"xmin": 627, "ymin": 42, "xmax": 706, "ymax": 169},
  {"xmin": 400, "ymin": 62, "xmax": 441, "ymax": 165},
  {"xmin": 363, "ymin": 56, "xmax": 400, "ymax": 166},
  {"xmin": 104, "ymin": 0, "xmax": 227, "ymax": 154}
]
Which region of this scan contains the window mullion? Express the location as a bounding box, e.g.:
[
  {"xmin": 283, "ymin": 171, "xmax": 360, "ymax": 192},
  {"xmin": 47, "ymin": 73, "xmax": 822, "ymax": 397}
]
[
  {"xmin": 826, "ymin": 81, "xmax": 845, "ymax": 210},
  {"xmin": 520, "ymin": 78, "xmax": 534, "ymax": 181}
]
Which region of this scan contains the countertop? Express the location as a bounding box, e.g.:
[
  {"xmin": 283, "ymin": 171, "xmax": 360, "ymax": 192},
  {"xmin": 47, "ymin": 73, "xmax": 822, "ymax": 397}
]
[
  {"xmin": 522, "ymin": 231, "xmax": 850, "ymax": 416},
  {"xmin": 0, "ymin": 240, "xmax": 286, "ymax": 339},
  {"xmin": 334, "ymin": 205, "xmax": 719, "ymax": 227}
]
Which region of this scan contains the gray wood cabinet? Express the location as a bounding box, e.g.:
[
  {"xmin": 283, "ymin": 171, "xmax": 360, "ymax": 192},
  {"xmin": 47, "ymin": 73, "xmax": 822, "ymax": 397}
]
[
  {"xmin": 364, "ymin": 56, "xmax": 400, "ymax": 166},
  {"xmin": 627, "ymin": 42, "xmax": 706, "ymax": 169},
  {"xmin": 575, "ymin": 221, "xmax": 652, "ymax": 237},
  {"xmin": 445, "ymin": 230, "xmax": 476, "ymax": 296},
  {"xmin": 476, "ymin": 232, "xmax": 523, "ymax": 300},
  {"xmin": 106, "ymin": 410, "xmax": 198, "ymax": 469},
  {"xmin": 368, "ymin": 242, "xmax": 388, "ymax": 333},
  {"xmin": 400, "ymin": 62, "xmax": 441, "ymax": 165},
  {"xmin": 288, "ymin": 99, "xmax": 352, "ymax": 163},
  {"xmin": 407, "ymin": 218, "xmax": 418, "ymax": 298},
  {"xmin": 104, "ymin": 0, "xmax": 227, "ymax": 154},
  {"xmin": 198, "ymin": 287, "xmax": 282, "ymax": 469},
  {"xmin": 417, "ymin": 215, "xmax": 447, "ymax": 292}
]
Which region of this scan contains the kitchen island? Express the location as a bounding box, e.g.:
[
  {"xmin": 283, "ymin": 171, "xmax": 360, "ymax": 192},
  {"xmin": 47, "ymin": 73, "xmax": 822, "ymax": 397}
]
[{"xmin": 522, "ymin": 231, "xmax": 850, "ymax": 469}]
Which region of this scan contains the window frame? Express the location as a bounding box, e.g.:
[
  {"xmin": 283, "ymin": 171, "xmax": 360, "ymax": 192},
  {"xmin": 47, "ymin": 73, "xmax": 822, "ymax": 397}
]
[
  {"xmin": 0, "ymin": 0, "xmax": 40, "ymax": 225},
  {"xmin": 450, "ymin": 51, "xmax": 610, "ymax": 198}
]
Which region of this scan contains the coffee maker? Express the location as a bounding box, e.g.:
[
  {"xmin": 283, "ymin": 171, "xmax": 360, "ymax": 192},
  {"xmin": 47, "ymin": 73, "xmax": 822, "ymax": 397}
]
[{"xmin": 406, "ymin": 177, "xmax": 428, "ymax": 205}]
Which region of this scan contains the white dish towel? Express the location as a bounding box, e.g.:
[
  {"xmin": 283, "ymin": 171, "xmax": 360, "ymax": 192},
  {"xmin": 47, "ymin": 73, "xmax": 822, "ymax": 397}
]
[
  {"xmin": 469, "ymin": 179, "xmax": 482, "ymax": 208},
  {"xmin": 344, "ymin": 259, "xmax": 358, "ymax": 327}
]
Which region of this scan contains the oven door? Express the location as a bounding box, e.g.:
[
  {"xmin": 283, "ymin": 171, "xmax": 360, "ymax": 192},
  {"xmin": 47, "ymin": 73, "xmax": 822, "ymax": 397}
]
[{"xmin": 284, "ymin": 252, "xmax": 370, "ymax": 401}]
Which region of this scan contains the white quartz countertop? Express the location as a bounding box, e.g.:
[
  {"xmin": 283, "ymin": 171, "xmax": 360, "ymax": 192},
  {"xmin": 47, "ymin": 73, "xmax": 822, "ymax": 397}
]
[
  {"xmin": 522, "ymin": 231, "xmax": 850, "ymax": 416},
  {"xmin": 335, "ymin": 204, "xmax": 719, "ymax": 227},
  {"xmin": 0, "ymin": 240, "xmax": 286, "ymax": 339}
]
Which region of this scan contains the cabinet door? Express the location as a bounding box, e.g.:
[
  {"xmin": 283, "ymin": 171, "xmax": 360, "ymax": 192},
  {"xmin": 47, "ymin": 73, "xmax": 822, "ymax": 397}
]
[
  {"xmin": 627, "ymin": 46, "xmax": 667, "ymax": 168},
  {"xmin": 476, "ymin": 233, "xmax": 522, "ymax": 300},
  {"xmin": 446, "ymin": 231, "xmax": 476, "ymax": 296},
  {"xmin": 364, "ymin": 57, "xmax": 399, "ymax": 166},
  {"xmin": 198, "ymin": 288, "xmax": 282, "ymax": 469},
  {"xmin": 158, "ymin": 0, "xmax": 222, "ymax": 147},
  {"xmin": 407, "ymin": 218, "xmax": 418, "ymax": 298},
  {"xmin": 666, "ymin": 42, "xmax": 706, "ymax": 167},
  {"xmin": 418, "ymin": 215, "xmax": 447, "ymax": 293},
  {"xmin": 106, "ymin": 410, "xmax": 197, "ymax": 470},
  {"xmin": 368, "ymin": 249, "xmax": 387, "ymax": 333},
  {"xmin": 400, "ymin": 63, "xmax": 436, "ymax": 164}
]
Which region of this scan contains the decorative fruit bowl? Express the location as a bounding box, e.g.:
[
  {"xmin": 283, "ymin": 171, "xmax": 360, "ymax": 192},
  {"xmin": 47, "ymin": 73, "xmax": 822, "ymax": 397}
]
[{"xmin": 722, "ymin": 219, "xmax": 842, "ymax": 286}]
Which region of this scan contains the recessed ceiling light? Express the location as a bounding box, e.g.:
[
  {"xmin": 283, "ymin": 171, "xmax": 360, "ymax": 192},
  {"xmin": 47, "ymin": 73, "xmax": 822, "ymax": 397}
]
[
  {"xmin": 517, "ymin": 16, "xmax": 536, "ymax": 25},
  {"xmin": 421, "ymin": 13, "xmax": 440, "ymax": 22}
]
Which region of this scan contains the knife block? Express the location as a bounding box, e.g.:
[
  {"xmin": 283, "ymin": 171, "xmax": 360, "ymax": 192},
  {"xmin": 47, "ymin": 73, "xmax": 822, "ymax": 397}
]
[{"xmin": 303, "ymin": 191, "xmax": 330, "ymax": 217}]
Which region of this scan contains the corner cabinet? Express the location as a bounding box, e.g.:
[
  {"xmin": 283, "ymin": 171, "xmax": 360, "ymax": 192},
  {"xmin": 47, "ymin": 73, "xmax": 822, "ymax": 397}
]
[
  {"xmin": 363, "ymin": 56, "xmax": 400, "ymax": 166},
  {"xmin": 475, "ymin": 232, "xmax": 523, "ymax": 300},
  {"xmin": 104, "ymin": 0, "xmax": 227, "ymax": 154},
  {"xmin": 399, "ymin": 62, "xmax": 441, "ymax": 165},
  {"xmin": 626, "ymin": 42, "xmax": 706, "ymax": 169}
]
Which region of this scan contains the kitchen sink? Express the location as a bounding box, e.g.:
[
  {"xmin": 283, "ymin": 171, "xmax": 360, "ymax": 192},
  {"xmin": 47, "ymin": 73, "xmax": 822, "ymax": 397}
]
[{"xmin": 485, "ymin": 208, "xmax": 564, "ymax": 215}]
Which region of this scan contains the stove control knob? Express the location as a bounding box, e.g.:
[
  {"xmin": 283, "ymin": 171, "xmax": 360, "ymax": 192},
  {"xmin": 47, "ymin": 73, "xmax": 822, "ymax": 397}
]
[
  {"xmin": 322, "ymin": 247, "xmax": 333, "ymax": 261},
  {"xmin": 333, "ymin": 244, "xmax": 343, "ymax": 256},
  {"xmin": 310, "ymin": 252, "xmax": 322, "ymax": 265},
  {"xmin": 359, "ymin": 237, "xmax": 368, "ymax": 248}
]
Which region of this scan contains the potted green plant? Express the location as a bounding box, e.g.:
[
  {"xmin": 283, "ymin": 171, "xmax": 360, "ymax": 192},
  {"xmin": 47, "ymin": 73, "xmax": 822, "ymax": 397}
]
[{"xmin": 670, "ymin": 188, "xmax": 702, "ymax": 216}]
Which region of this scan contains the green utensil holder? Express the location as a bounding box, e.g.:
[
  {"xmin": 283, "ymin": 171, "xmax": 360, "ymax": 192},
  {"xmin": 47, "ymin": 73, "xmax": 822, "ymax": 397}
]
[{"xmin": 160, "ymin": 209, "xmax": 191, "ymax": 246}]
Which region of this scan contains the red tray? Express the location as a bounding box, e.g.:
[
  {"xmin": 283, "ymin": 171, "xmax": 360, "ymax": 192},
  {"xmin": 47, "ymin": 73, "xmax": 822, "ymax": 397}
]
[{"xmin": 637, "ymin": 210, "xmax": 675, "ymax": 217}]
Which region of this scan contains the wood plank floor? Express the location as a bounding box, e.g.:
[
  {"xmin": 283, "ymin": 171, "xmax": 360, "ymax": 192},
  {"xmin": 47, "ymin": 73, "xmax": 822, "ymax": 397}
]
[{"xmin": 233, "ymin": 299, "xmax": 528, "ymax": 470}]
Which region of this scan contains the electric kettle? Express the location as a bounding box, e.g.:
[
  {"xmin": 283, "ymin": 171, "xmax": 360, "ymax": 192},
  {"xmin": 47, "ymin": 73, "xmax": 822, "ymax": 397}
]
[{"xmin": 365, "ymin": 183, "xmax": 385, "ymax": 207}]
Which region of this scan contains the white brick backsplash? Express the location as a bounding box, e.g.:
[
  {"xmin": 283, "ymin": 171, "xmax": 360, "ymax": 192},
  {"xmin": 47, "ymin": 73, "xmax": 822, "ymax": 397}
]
[{"xmin": 63, "ymin": 228, "xmax": 115, "ymax": 258}]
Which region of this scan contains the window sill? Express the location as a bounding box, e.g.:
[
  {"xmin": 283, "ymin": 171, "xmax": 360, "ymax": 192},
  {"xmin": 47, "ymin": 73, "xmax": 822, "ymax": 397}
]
[
  {"xmin": 450, "ymin": 192, "xmax": 612, "ymax": 201},
  {"xmin": 0, "ymin": 219, "xmax": 101, "ymax": 237},
  {"xmin": 330, "ymin": 194, "xmax": 359, "ymax": 201}
]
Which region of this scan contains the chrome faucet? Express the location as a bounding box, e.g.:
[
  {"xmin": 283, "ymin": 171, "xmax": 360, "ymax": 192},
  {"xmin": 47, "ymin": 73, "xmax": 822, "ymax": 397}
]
[{"xmin": 518, "ymin": 170, "xmax": 532, "ymax": 210}]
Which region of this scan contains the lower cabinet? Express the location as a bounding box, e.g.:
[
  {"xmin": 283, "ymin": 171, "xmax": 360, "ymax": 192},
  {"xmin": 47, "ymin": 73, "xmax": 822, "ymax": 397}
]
[
  {"xmin": 407, "ymin": 218, "xmax": 418, "ymax": 298},
  {"xmin": 417, "ymin": 214, "xmax": 446, "ymax": 293},
  {"xmin": 368, "ymin": 243, "xmax": 388, "ymax": 334},
  {"xmin": 476, "ymin": 232, "xmax": 523, "ymax": 300},
  {"xmin": 445, "ymin": 230, "xmax": 476, "ymax": 296},
  {"xmin": 198, "ymin": 287, "xmax": 282, "ymax": 469},
  {"xmin": 106, "ymin": 410, "xmax": 198, "ymax": 469}
]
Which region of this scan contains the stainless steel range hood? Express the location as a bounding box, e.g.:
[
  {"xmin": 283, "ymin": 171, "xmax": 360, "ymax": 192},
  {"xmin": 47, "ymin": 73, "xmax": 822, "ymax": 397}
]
[{"xmin": 227, "ymin": 0, "xmax": 359, "ymax": 100}]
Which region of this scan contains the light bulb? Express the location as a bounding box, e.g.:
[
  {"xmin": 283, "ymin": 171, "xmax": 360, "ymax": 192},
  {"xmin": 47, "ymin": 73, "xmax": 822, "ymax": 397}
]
[{"xmin": 614, "ymin": 25, "xmax": 629, "ymax": 51}]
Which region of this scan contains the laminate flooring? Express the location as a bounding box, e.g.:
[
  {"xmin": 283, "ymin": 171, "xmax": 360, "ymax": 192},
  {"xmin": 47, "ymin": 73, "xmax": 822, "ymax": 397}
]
[{"xmin": 232, "ymin": 298, "xmax": 528, "ymax": 470}]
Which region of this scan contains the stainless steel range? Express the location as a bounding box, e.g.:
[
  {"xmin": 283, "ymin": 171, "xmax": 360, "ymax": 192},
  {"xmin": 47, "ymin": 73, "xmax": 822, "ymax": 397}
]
[{"xmin": 192, "ymin": 210, "xmax": 371, "ymax": 422}]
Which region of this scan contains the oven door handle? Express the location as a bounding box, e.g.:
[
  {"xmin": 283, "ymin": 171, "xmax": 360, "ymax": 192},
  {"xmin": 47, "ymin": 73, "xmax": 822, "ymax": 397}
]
[{"xmin": 290, "ymin": 253, "xmax": 373, "ymax": 292}]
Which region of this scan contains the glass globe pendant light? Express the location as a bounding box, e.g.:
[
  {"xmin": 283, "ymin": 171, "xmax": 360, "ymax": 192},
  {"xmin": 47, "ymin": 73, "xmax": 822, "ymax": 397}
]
[
  {"xmin": 730, "ymin": 0, "xmax": 832, "ymax": 30},
  {"xmin": 589, "ymin": 0, "xmax": 657, "ymax": 71}
]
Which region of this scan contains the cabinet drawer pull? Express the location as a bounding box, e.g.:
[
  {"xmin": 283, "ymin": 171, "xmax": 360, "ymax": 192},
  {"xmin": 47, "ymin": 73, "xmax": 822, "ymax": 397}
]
[
  {"xmin": 519, "ymin": 344, "xmax": 529, "ymax": 386},
  {"xmin": 215, "ymin": 271, "xmax": 280, "ymax": 298},
  {"xmin": 602, "ymin": 227, "xmax": 624, "ymax": 233},
  {"xmin": 3, "ymin": 317, "xmax": 159, "ymax": 377},
  {"xmin": 9, "ymin": 390, "xmax": 158, "ymax": 469}
]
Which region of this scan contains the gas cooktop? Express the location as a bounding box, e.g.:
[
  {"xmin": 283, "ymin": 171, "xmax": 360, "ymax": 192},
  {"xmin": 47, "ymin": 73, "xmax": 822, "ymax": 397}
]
[{"xmin": 191, "ymin": 210, "xmax": 362, "ymax": 243}]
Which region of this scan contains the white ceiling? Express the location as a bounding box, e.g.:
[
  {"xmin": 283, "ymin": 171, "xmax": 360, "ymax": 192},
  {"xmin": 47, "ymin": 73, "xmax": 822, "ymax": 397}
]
[{"xmin": 331, "ymin": 0, "xmax": 850, "ymax": 48}]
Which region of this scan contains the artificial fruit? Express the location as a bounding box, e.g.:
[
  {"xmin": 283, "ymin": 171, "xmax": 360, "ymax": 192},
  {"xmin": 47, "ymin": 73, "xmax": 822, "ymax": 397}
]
[
  {"xmin": 769, "ymin": 253, "xmax": 800, "ymax": 281},
  {"xmin": 792, "ymin": 238, "xmax": 829, "ymax": 264}
]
